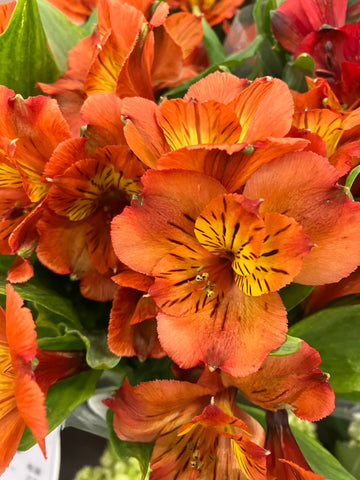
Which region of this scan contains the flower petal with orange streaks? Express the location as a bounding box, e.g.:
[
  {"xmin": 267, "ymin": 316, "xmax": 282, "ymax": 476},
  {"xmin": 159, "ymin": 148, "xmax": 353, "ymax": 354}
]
[
  {"xmin": 222, "ymin": 341, "xmax": 335, "ymax": 421},
  {"xmin": 229, "ymin": 77, "xmax": 294, "ymax": 144},
  {"xmin": 157, "ymin": 284, "xmax": 287, "ymax": 377},
  {"xmin": 158, "ymin": 99, "xmax": 242, "ymax": 150}
]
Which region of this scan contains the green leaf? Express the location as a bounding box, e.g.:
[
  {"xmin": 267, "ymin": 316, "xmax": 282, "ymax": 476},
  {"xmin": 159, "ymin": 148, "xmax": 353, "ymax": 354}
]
[
  {"xmin": 201, "ymin": 17, "xmax": 226, "ymax": 66},
  {"xmin": 289, "ymin": 305, "xmax": 360, "ymax": 393},
  {"xmin": 0, "ymin": 277, "xmax": 82, "ymax": 330},
  {"xmin": 107, "ymin": 410, "xmax": 152, "ymax": 480},
  {"xmin": 0, "ymin": 0, "xmax": 59, "ymax": 96},
  {"xmin": 283, "ymin": 53, "xmax": 315, "ymax": 92},
  {"xmin": 73, "ymin": 330, "xmax": 121, "ymax": 370},
  {"xmin": 253, "ymin": 0, "xmax": 263, "ymax": 34},
  {"xmin": 19, "ymin": 369, "xmax": 102, "ymax": 450},
  {"xmin": 345, "ymin": 164, "xmax": 360, "ymax": 200},
  {"xmin": 37, "ymin": 0, "xmax": 87, "ymax": 73},
  {"xmin": 269, "ymin": 334, "xmax": 302, "ymax": 356},
  {"xmin": 280, "ymin": 283, "xmax": 314, "ymax": 311},
  {"xmin": 239, "ymin": 405, "xmax": 356, "ymax": 480},
  {"xmin": 164, "ymin": 35, "xmax": 264, "ymax": 99},
  {"xmin": 294, "ymin": 428, "xmax": 357, "ymax": 480}
]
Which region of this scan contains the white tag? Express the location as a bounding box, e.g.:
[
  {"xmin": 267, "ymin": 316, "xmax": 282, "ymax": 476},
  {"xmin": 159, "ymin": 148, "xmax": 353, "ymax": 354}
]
[{"xmin": 1, "ymin": 427, "xmax": 61, "ymax": 480}]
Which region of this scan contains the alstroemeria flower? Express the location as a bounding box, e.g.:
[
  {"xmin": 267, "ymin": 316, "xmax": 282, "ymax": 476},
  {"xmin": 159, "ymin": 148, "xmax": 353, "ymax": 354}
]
[
  {"xmin": 111, "ymin": 168, "xmax": 311, "ymax": 376},
  {"xmin": 166, "ymin": 0, "xmax": 245, "ymax": 26},
  {"xmin": 0, "ymin": 87, "xmax": 72, "ymax": 281},
  {"xmin": 36, "ymin": 138, "xmax": 144, "ymax": 301},
  {"xmin": 0, "ymin": 284, "xmax": 48, "ymax": 474},
  {"xmin": 121, "ymin": 73, "xmax": 309, "ymax": 183},
  {"xmin": 112, "ymin": 150, "xmax": 360, "ymax": 376},
  {"xmin": 221, "ymin": 341, "xmax": 335, "ymax": 421},
  {"xmin": 38, "ymin": 0, "xmax": 204, "ymax": 135},
  {"xmin": 46, "ymin": 0, "xmax": 97, "ymax": 24},
  {"xmin": 265, "ymin": 410, "xmax": 326, "ymax": 480},
  {"xmin": 104, "ymin": 379, "xmax": 267, "ymax": 479},
  {"xmin": 108, "ymin": 270, "xmax": 165, "ymax": 360}
]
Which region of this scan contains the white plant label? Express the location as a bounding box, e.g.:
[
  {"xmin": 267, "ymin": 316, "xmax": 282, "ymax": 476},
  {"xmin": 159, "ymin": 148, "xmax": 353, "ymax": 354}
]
[{"xmin": 1, "ymin": 427, "xmax": 61, "ymax": 480}]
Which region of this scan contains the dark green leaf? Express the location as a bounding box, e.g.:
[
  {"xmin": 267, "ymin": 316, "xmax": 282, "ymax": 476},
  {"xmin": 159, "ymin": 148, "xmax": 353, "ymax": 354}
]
[
  {"xmin": 269, "ymin": 334, "xmax": 301, "ymax": 356},
  {"xmin": 37, "ymin": 0, "xmax": 87, "ymax": 73},
  {"xmin": 0, "ymin": 276, "xmax": 82, "ymax": 330},
  {"xmin": 0, "ymin": 0, "xmax": 59, "ymax": 96},
  {"xmin": 74, "ymin": 330, "xmax": 121, "ymax": 370},
  {"xmin": 201, "ymin": 17, "xmax": 226, "ymax": 66},
  {"xmin": 289, "ymin": 305, "xmax": 360, "ymax": 393},
  {"xmin": 280, "ymin": 283, "xmax": 314, "ymax": 311},
  {"xmin": 19, "ymin": 369, "xmax": 102, "ymax": 450},
  {"xmin": 283, "ymin": 53, "xmax": 315, "ymax": 92},
  {"xmin": 107, "ymin": 410, "xmax": 152, "ymax": 479}
]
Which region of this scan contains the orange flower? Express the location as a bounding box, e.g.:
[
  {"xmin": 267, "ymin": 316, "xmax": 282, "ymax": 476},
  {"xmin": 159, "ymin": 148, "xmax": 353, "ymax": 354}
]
[
  {"xmin": 0, "ymin": 284, "xmax": 48, "ymax": 475},
  {"xmin": 38, "ymin": 0, "xmax": 204, "ymax": 135},
  {"xmin": 221, "ymin": 341, "xmax": 335, "ymax": 422},
  {"xmin": 265, "ymin": 410, "xmax": 326, "ymax": 480},
  {"xmin": 112, "ymin": 149, "xmax": 360, "ymax": 376},
  {"xmin": 0, "ymin": 87, "xmax": 72, "ymax": 281},
  {"xmin": 122, "ymin": 73, "xmax": 309, "ymax": 182},
  {"xmin": 105, "ymin": 379, "xmax": 267, "ymax": 479},
  {"xmin": 108, "ymin": 270, "xmax": 164, "ymax": 360},
  {"xmin": 166, "ymin": 0, "xmax": 245, "ymax": 26},
  {"xmin": 46, "ymin": 0, "xmax": 97, "ymax": 24}
]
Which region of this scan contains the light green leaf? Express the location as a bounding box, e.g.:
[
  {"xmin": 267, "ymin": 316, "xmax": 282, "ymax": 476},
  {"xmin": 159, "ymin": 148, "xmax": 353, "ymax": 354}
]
[
  {"xmin": 19, "ymin": 369, "xmax": 102, "ymax": 450},
  {"xmin": 37, "ymin": 0, "xmax": 87, "ymax": 73},
  {"xmin": 269, "ymin": 334, "xmax": 302, "ymax": 356},
  {"xmin": 0, "ymin": 0, "xmax": 59, "ymax": 96},
  {"xmin": 201, "ymin": 17, "xmax": 226, "ymax": 66},
  {"xmin": 289, "ymin": 305, "xmax": 360, "ymax": 393},
  {"xmin": 107, "ymin": 410, "xmax": 152, "ymax": 480},
  {"xmin": 345, "ymin": 165, "xmax": 360, "ymax": 200},
  {"xmin": 74, "ymin": 330, "xmax": 121, "ymax": 370}
]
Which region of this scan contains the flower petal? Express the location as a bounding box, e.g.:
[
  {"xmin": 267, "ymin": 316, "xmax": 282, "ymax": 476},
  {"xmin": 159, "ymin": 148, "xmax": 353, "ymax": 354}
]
[
  {"xmin": 244, "ymin": 151, "xmax": 360, "ymax": 285},
  {"xmin": 157, "ymin": 285, "xmax": 287, "ymax": 377}
]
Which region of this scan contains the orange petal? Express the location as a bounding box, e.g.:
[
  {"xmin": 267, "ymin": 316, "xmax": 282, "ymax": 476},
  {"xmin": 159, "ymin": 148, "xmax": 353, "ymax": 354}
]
[
  {"xmin": 293, "ymin": 108, "xmax": 342, "ymax": 157},
  {"xmin": 108, "ymin": 287, "xmax": 160, "ymax": 359},
  {"xmin": 244, "ymin": 151, "xmax": 360, "ymax": 285},
  {"xmin": 157, "ymin": 285, "xmax": 287, "ymax": 377},
  {"xmin": 81, "ymin": 93, "xmax": 127, "ymax": 153},
  {"xmin": 115, "ymin": 28, "xmax": 155, "ymax": 99},
  {"xmin": 229, "ymin": 77, "xmax": 294, "ymax": 143},
  {"xmin": 6, "ymin": 284, "xmax": 37, "ymax": 363},
  {"xmin": 157, "ymin": 137, "xmax": 309, "ymax": 191},
  {"xmin": 235, "ymin": 212, "xmax": 313, "ymax": 296},
  {"xmin": 279, "ymin": 461, "xmax": 326, "ymax": 479},
  {"xmin": 122, "ymin": 96, "xmax": 170, "ymax": 168},
  {"xmin": 164, "ymin": 12, "xmax": 203, "ymax": 59},
  {"xmin": 222, "ymin": 341, "xmax": 335, "ymax": 421},
  {"xmin": 6, "ymin": 257, "xmax": 33, "ymax": 284},
  {"xmin": 111, "ymin": 170, "xmax": 226, "ymax": 275},
  {"xmin": 15, "ymin": 373, "xmax": 47, "ymax": 457},
  {"xmin": 105, "ymin": 378, "xmax": 213, "ymax": 442},
  {"xmin": 184, "ymin": 71, "xmax": 250, "ymax": 104},
  {"xmin": 0, "ymin": 409, "xmax": 25, "ymax": 475},
  {"xmin": 159, "ymin": 99, "xmax": 242, "ymax": 150}
]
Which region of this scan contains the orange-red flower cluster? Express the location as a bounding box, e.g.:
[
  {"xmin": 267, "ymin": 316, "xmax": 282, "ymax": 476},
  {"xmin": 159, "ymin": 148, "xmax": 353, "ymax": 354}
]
[{"xmin": 1, "ymin": 0, "xmax": 360, "ymax": 476}]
